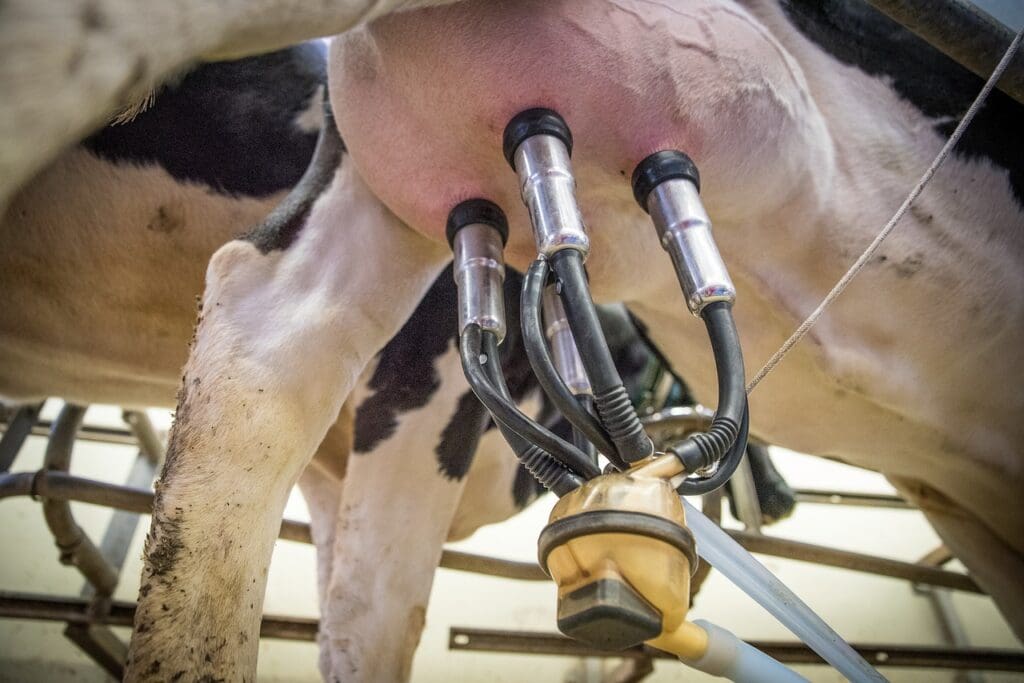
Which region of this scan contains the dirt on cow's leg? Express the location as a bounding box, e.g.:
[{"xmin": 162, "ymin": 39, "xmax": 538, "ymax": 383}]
[{"xmin": 124, "ymin": 158, "xmax": 448, "ymax": 682}]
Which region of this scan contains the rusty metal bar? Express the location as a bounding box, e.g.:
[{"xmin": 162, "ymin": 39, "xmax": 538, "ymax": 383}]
[
  {"xmin": 919, "ymin": 544, "xmax": 956, "ymax": 567},
  {"xmin": 3, "ymin": 592, "xmax": 1021, "ymax": 672},
  {"xmin": 863, "ymin": 0, "xmax": 1024, "ymax": 105},
  {"xmin": 605, "ymin": 655, "xmax": 655, "ymax": 683},
  {"xmin": 793, "ymin": 489, "xmax": 912, "ymax": 509},
  {"xmin": 63, "ymin": 623, "xmax": 128, "ymax": 678},
  {"xmin": 731, "ymin": 454, "xmax": 763, "ymax": 532},
  {"xmin": 0, "ymin": 468, "xmax": 982, "ymax": 591},
  {"xmin": 448, "ymin": 627, "xmax": 1024, "ymax": 672},
  {"xmin": 729, "ymin": 530, "xmax": 981, "ymax": 593},
  {"xmin": 0, "ymin": 470, "xmax": 980, "ymax": 590},
  {"xmin": 0, "ymin": 591, "xmax": 318, "ymax": 642},
  {"xmin": 0, "ymin": 469, "xmax": 549, "ymax": 582},
  {"xmin": 916, "ymin": 543, "xmax": 984, "ymax": 683},
  {"xmin": 440, "ymin": 549, "xmax": 548, "ymax": 581}
]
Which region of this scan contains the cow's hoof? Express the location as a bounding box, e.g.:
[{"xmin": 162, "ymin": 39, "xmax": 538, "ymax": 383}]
[{"xmin": 726, "ymin": 443, "xmax": 797, "ymax": 525}]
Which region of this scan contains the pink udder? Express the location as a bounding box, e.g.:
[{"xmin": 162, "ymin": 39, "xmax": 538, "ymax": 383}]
[{"xmin": 330, "ymin": 0, "xmax": 807, "ymax": 251}]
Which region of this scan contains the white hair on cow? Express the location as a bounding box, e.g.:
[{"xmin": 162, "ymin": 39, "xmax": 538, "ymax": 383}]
[{"xmin": 111, "ymin": 89, "xmax": 158, "ymax": 125}]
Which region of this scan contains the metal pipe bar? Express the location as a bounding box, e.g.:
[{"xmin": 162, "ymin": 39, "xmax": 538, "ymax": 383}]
[
  {"xmin": 4, "ymin": 592, "xmax": 1020, "ymax": 672},
  {"xmin": 0, "ymin": 471, "xmax": 154, "ymax": 511},
  {"xmin": 63, "ymin": 414, "xmax": 164, "ymax": 678},
  {"xmin": 64, "ymin": 624, "xmax": 127, "ymax": 679},
  {"xmin": 0, "ymin": 419, "xmax": 140, "ymax": 447},
  {"xmin": 919, "ymin": 544, "xmax": 956, "ymax": 567},
  {"xmin": 122, "ymin": 410, "xmax": 163, "ymax": 466},
  {"xmin": 0, "ymin": 591, "xmax": 318, "ymax": 642},
  {"xmin": 88, "ymin": 454, "xmax": 159, "ymax": 586},
  {"xmin": 793, "ymin": 489, "xmax": 912, "ymax": 509},
  {"xmin": 448, "ymin": 627, "xmax": 1024, "ymax": 672},
  {"xmin": 731, "ymin": 455, "xmax": 763, "ymax": 532},
  {"xmin": 0, "ymin": 402, "xmax": 43, "ymax": 471},
  {"xmin": 863, "ymin": 0, "xmax": 1024, "ymax": 106},
  {"xmin": 439, "ymin": 549, "xmax": 548, "ymax": 581},
  {"xmin": 729, "ymin": 530, "xmax": 981, "ymax": 594},
  {"xmin": 605, "ymin": 656, "xmax": 655, "ymax": 683},
  {"xmin": 40, "ymin": 404, "xmax": 119, "ymax": 597},
  {"xmin": 915, "ymin": 544, "xmax": 984, "ymax": 683},
  {"xmin": 4, "ymin": 415, "xmax": 918, "ymax": 508},
  {"xmin": 0, "ymin": 471, "xmax": 977, "ymax": 589},
  {"xmin": 0, "ymin": 470, "xmax": 549, "ymax": 581},
  {"xmin": 917, "ymin": 585, "xmax": 986, "ymax": 683}
]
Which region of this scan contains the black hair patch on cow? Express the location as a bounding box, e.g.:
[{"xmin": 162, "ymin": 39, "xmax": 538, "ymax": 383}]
[
  {"xmin": 241, "ymin": 102, "xmax": 344, "ymax": 253},
  {"xmin": 435, "ymin": 390, "xmax": 492, "ymax": 480},
  {"xmin": 83, "ymin": 42, "xmax": 326, "ymax": 198},
  {"xmin": 781, "ymin": 0, "xmax": 1024, "ymax": 206},
  {"xmin": 433, "ymin": 268, "xmax": 536, "ymax": 481},
  {"xmin": 353, "ymin": 267, "xmax": 460, "ymax": 453},
  {"xmin": 352, "ymin": 266, "xmax": 542, "ymax": 493}
]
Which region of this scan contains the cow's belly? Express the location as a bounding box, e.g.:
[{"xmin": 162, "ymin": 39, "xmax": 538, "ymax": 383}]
[
  {"xmin": 331, "ymin": 0, "xmax": 988, "ymax": 460},
  {"xmin": 330, "ymin": 0, "xmax": 828, "ymax": 285},
  {"xmin": 0, "ymin": 149, "xmax": 279, "ymax": 408}
]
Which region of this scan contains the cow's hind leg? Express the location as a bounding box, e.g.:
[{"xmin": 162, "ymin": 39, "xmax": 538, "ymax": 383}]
[
  {"xmin": 297, "ymin": 403, "xmax": 354, "ymax": 680},
  {"xmin": 320, "ymin": 342, "xmax": 489, "ymax": 682},
  {"xmin": 124, "ymin": 118, "xmax": 448, "ymax": 681}
]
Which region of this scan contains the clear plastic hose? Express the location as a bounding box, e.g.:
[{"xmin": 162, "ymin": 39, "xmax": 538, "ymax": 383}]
[
  {"xmin": 684, "ymin": 619, "xmax": 808, "ymax": 682},
  {"xmin": 682, "ymin": 498, "xmax": 886, "ymax": 682}
]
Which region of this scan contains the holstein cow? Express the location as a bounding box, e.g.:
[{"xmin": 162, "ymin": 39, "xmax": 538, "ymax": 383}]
[
  {"xmin": 1, "ymin": 36, "xmax": 792, "ymax": 680},
  {"xmin": 0, "ymin": 41, "xmax": 553, "ymax": 680},
  {"xmin": 99, "ymin": 0, "xmax": 1018, "ymax": 680}
]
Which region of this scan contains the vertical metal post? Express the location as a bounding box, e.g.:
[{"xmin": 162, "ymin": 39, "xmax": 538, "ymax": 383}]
[
  {"xmin": 0, "ymin": 402, "xmax": 44, "ymax": 472},
  {"xmin": 730, "ymin": 457, "xmax": 763, "ymax": 533},
  {"xmin": 915, "ymin": 545, "xmax": 984, "ymax": 683}
]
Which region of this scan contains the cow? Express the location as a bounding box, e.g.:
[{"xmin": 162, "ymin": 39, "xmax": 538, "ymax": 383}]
[
  {"xmin": 4, "ymin": 0, "xmax": 1019, "ymax": 679},
  {"xmin": 0, "ymin": 36, "xmax": 796, "ymax": 680},
  {"xmin": 0, "ymin": 40, "xmax": 550, "ymax": 681},
  {"xmin": 76, "ymin": 0, "xmax": 1016, "ymax": 680}
]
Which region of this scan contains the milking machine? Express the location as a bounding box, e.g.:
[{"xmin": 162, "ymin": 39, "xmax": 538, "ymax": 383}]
[{"xmin": 448, "ymin": 108, "xmax": 882, "ymax": 682}]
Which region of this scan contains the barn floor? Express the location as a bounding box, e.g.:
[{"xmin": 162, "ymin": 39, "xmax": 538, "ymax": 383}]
[{"xmin": 0, "ymin": 402, "xmax": 1019, "ymax": 682}]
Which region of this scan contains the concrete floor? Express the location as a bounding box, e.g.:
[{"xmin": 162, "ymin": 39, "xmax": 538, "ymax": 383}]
[{"xmin": 0, "ymin": 402, "xmax": 1020, "ymax": 682}]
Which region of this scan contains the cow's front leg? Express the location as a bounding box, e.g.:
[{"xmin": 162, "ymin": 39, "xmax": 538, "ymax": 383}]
[{"xmin": 125, "ymin": 152, "xmax": 448, "ymax": 680}]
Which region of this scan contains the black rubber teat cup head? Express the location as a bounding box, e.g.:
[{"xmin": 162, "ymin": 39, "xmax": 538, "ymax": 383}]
[
  {"xmin": 630, "ymin": 150, "xmax": 701, "ymax": 212},
  {"xmin": 502, "ymin": 108, "xmax": 574, "ymax": 170},
  {"xmin": 446, "ymin": 198, "xmax": 510, "ymax": 249}
]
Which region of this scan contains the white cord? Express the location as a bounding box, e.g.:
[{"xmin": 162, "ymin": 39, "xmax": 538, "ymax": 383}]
[{"xmin": 746, "ymin": 26, "xmax": 1024, "ymax": 394}]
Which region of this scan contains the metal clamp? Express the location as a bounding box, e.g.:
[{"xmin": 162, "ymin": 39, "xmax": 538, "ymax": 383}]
[
  {"xmin": 542, "ymin": 284, "xmax": 592, "ymax": 396},
  {"xmin": 633, "ymin": 151, "xmax": 735, "ymax": 315},
  {"xmin": 448, "ymin": 199, "xmax": 509, "ymax": 343},
  {"xmin": 504, "ymin": 109, "xmax": 590, "ymax": 258}
]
